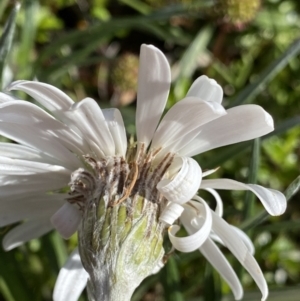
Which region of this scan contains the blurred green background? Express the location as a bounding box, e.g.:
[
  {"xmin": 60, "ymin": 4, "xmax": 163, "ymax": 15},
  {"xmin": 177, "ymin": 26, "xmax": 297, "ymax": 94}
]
[{"xmin": 0, "ymin": 0, "xmax": 300, "ymax": 300}]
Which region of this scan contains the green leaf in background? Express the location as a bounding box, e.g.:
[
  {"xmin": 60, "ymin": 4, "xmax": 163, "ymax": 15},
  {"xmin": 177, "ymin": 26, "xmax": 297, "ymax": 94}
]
[
  {"xmin": 161, "ymin": 256, "xmax": 184, "ymax": 301},
  {"xmin": 174, "ymin": 25, "xmax": 214, "ymax": 99},
  {"xmin": 119, "ymin": 0, "xmax": 152, "ymax": 15},
  {"xmin": 229, "ymin": 38, "xmax": 300, "ymax": 107},
  {"xmin": 0, "ymin": 277, "xmax": 14, "ymax": 301},
  {"xmin": 132, "ymin": 275, "xmax": 159, "ymax": 301},
  {"xmin": 0, "ymin": 1, "xmax": 300, "ymax": 300},
  {"xmin": 243, "ymin": 138, "xmax": 260, "ymax": 221},
  {"xmin": 17, "ymin": 0, "xmax": 39, "ymax": 79},
  {"xmin": 225, "ymin": 286, "xmax": 300, "ymax": 301},
  {"xmin": 0, "ymin": 0, "xmax": 10, "ymax": 20},
  {"xmin": 0, "ymin": 245, "xmax": 33, "ymax": 301},
  {"xmin": 203, "ymin": 265, "xmax": 222, "ymax": 301},
  {"xmin": 0, "ymin": 3, "xmax": 20, "ymax": 86},
  {"xmin": 177, "ymin": 25, "xmax": 213, "ymax": 79}
]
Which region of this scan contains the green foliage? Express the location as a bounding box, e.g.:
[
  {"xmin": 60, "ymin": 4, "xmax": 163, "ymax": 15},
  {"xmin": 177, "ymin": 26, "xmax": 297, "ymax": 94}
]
[{"xmin": 0, "ymin": 0, "xmax": 300, "ymax": 300}]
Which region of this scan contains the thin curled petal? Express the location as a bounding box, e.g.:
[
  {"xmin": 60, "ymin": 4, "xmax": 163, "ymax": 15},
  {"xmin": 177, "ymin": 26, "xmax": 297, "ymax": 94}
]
[
  {"xmin": 202, "ymin": 167, "xmax": 220, "ymax": 177},
  {"xmin": 136, "ymin": 44, "xmax": 171, "ymax": 148},
  {"xmin": 157, "ymin": 157, "xmax": 202, "ymax": 204},
  {"xmin": 51, "ymin": 203, "xmax": 82, "ymax": 239},
  {"xmin": 201, "ymin": 179, "xmax": 286, "ymax": 216},
  {"xmin": 200, "ymin": 238, "xmax": 243, "ymax": 300},
  {"xmin": 169, "ymin": 197, "xmax": 212, "ymax": 252},
  {"xmin": 102, "ymin": 108, "xmax": 127, "ymax": 157},
  {"xmin": 186, "ymin": 75, "xmax": 223, "ymax": 103},
  {"xmin": 159, "ymin": 203, "xmax": 184, "ymax": 225},
  {"xmin": 204, "ymin": 188, "xmax": 223, "ymax": 217},
  {"xmin": 53, "ymin": 248, "xmax": 88, "ymax": 301},
  {"xmin": 210, "ymin": 210, "xmax": 268, "ymax": 301},
  {"xmin": 179, "ymin": 105, "xmax": 274, "ymax": 157},
  {"xmin": 3, "ymin": 219, "xmax": 53, "ymax": 251}
]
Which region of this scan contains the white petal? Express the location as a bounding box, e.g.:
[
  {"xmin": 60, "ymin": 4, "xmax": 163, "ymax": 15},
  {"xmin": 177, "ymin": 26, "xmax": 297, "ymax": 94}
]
[
  {"xmin": 210, "ymin": 227, "xmax": 255, "ymax": 256},
  {"xmin": 0, "ymin": 100, "xmax": 89, "ymax": 158},
  {"xmin": 186, "ymin": 75, "xmax": 223, "ymax": 104},
  {"xmin": 0, "ymin": 173, "xmax": 70, "ymax": 196},
  {"xmin": 0, "ymin": 156, "xmax": 70, "ymax": 175},
  {"xmin": 0, "ymin": 122, "xmax": 81, "ymax": 170},
  {"xmin": 202, "ymin": 167, "xmax": 220, "ymax": 177},
  {"xmin": 0, "ymin": 92, "xmax": 18, "ymax": 103},
  {"xmin": 211, "ymin": 210, "xmax": 268, "ymax": 301},
  {"xmin": 201, "ymin": 179, "xmax": 286, "ymax": 216},
  {"xmin": 65, "ymin": 98, "xmax": 115, "ymax": 157},
  {"xmin": 102, "ymin": 108, "xmax": 127, "ymax": 157},
  {"xmin": 230, "ymin": 226, "xmax": 255, "ymax": 255},
  {"xmin": 151, "ymin": 97, "xmax": 226, "ymax": 153},
  {"xmin": 0, "ymin": 142, "xmax": 61, "ymax": 164},
  {"xmin": 0, "ymin": 194, "xmax": 65, "ymax": 227},
  {"xmin": 178, "ymin": 105, "xmax": 274, "ymax": 157},
  {"xmin": 157, "ymin": 157, "xmax": 202, "ymax": 204},
  {"xmin": 53, "ymin": 248, "xmax": 88, "ymax": 301},
  {"xmin": 2, "ymin": 219, "xmax": 53, "ymax": 251},
  {"xmin": 51, "ymin": 203, "xmax": 82, "ymax": 239},
  {"xmin": 200, "ymin": 238, "xmax": 243, "ymax": 300},
  {"xmin": 159, "ymin": 203, "xmax": 184, "ymax": 225},
  {"xmin": 204, "ymin": 188, "xmax": 223, "ymax": 217},
  {"xmin": 136, "ymin": 44, "xmax": 171, "ymax": 148},
  {"xmin": 7, "ymin": 80, "xmax": 74, "ymax": 116},
  {"xmin": 169, "ymin": 197, "xmax": 212, "ymax": 252}
]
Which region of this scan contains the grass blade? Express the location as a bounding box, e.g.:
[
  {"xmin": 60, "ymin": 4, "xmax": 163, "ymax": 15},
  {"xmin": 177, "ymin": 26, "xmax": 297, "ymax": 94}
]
[
  {"xmin": 0, "ymin": 3, "xmax": 20, "ymax": 86},
  {"xmin": 229, "ymin": 38, "xmax": 300, "ymax": 107},
  {"xmin": 177, "ymin": 25, "xmax": 213, "ymax": 79},
  {"xmin": 17, "ymin": 0, "xmax": 39, "ymax": 79},
  {"xmin": 0, "ymin": 246, "xmax": 33, "ymax": 301},
  {"xmin": 161, "ymin": 257, "xmax": 184, "ymax": 301},
  {"xmin": 243, "ymin": 138, "xmax": 260, "ymax": 221},
  {"xmin": 0, "ymin": 0, "xmax": 10, "ymax": 20}
]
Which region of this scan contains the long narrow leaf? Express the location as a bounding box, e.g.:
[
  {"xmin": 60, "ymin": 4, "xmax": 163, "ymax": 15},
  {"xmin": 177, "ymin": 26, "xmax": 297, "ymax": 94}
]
[
  {"xmin": 36, "ymin": 2, "xmax": 213, "ymax": 64},
  {"xmin": 0, "ymin": 246, "xmax": 33, "ymax": 301},
  {"xmin": 230, "ymin": 38, "xmax": 300, "ymax": 107},
  {"xmin": 0, "ymin": 0, "xmax": 10, "ymax": 20},
  {"xmin": 203, "ymin": 265, "xmax": 222, "ymax": 301},
  {"xmin": 243, "ymin": 138, "xmax": 260, "ymax": 220},
  {"xmin": 0, "ymin": 3, "xmax": 20, "ymax": 85},
  {"xmin": 161, "ymin": 257, "xmax": 184, "ymax": 301},
  {"xmin": 17, "ymin": 0, "xmax": 39, "ymax": 79},
  {"xmin": 177, "ymin": 26, "xmax": 213, "ymax": 79}
]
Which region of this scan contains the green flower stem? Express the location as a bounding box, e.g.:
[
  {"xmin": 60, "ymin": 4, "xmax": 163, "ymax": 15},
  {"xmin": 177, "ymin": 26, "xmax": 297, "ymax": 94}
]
[{"xmin": 79, "ymin": 197, "xmax": 165, "ymax": 301}]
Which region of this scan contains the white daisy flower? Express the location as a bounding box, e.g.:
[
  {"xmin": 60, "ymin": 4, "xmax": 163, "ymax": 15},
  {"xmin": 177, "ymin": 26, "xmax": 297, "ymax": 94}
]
[{"xmin": 0, "ymin": 44, "xmax": 286, "ymax": 301}]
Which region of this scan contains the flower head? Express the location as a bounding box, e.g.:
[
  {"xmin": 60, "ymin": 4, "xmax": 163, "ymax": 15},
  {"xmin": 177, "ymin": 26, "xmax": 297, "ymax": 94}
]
[{"xmin": 0, "ymin": 44, "xmax": 286, "ymax": 301}]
